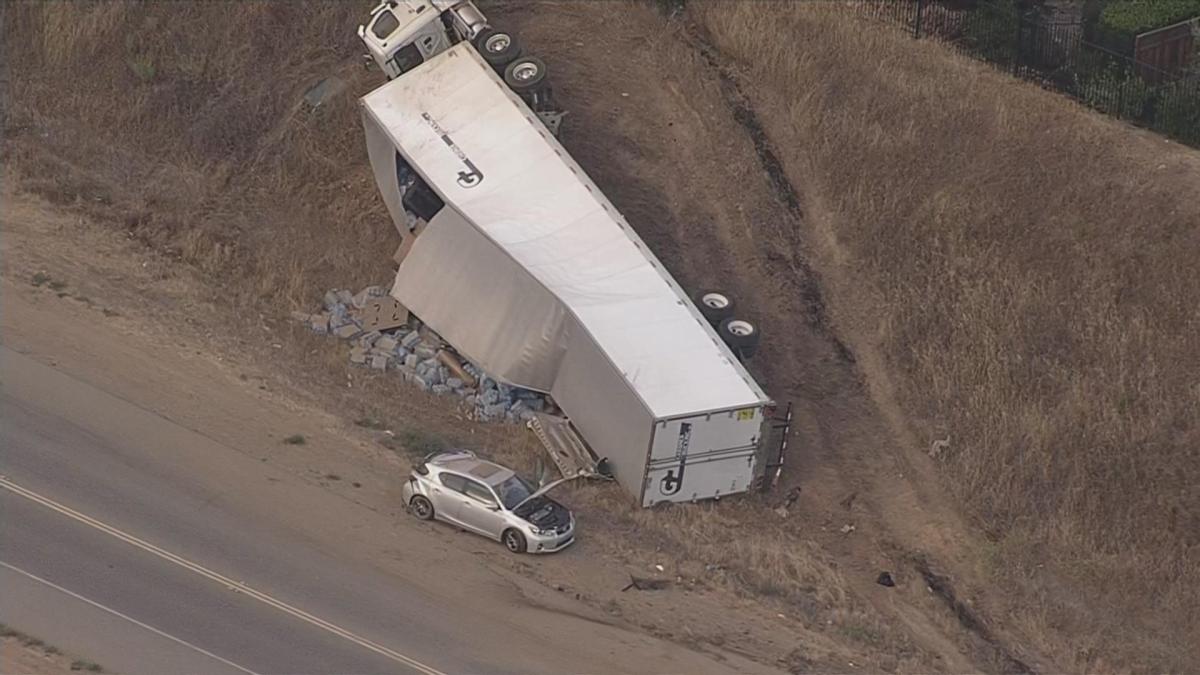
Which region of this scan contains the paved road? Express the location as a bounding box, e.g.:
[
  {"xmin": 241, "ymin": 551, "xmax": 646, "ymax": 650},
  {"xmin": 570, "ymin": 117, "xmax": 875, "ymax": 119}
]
[{"xmin": 0, "ymin": 346, "xmax": 743, "ymax": 674}]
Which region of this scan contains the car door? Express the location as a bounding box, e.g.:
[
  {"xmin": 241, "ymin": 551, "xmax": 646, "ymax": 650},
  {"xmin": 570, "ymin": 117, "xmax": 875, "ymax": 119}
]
[
  {"xmin": 433, "ymin": 472, "xmax": 468, "ymax": 526},
  {"xmin": 457, "ymin": 478, "xmax": 507, "ymax": 539}
]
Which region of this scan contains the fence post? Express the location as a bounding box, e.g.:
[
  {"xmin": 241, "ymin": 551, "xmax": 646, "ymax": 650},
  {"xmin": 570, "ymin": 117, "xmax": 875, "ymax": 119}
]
[{"xmin": 914, "ymin": 0, "xmax": 924, "ymax": 39}]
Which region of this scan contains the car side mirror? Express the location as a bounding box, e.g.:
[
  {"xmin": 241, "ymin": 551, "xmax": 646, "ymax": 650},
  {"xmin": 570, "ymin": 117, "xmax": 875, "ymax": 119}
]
[{"xmin": 486, "ymin": 504, "xmax": 501, "ymax": 511}]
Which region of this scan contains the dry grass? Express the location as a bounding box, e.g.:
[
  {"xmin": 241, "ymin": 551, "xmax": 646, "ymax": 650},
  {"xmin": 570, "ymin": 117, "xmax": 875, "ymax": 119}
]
[
  {"xmin": 689, "ymin": 1, "xmax": 1200, "ymax": 670},
  {"xmin": 6, "ymin": 0, "xmax": 1199, "ymax": 670},
  {"xmin": 2, "ymin": 0, "xmax": 393, "ymax": 310}
]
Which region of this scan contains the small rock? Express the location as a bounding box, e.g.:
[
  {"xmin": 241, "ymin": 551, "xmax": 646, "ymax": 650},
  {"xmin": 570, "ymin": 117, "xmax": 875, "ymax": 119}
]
[
  {"xmin": 290, "ymin": 311, "xmax": 311, "ymax": 323},
  {"xmin": 876, "ymin": 571, "xmax": 895, "ymax": 587},
  {"xmin": 334, "ymin": 323, "xmax": 361, "ymax": 339},
  {"xmin": 309, "ymin": 314, "xmax": 330, "ymax": 334},
  {"xmin": 446, "ymin": 377, "xmax": 464, "ymax": 390},
  {"xmin": 322, "ymin": 290, "xmax": 340, "ymax": 310},
  {"xmin": 483, "ymin": 402, "xmax": 508, "ymax": 418},
  {"xmin": 839, "ymin": 523, "xmax": 856, "ymax": 534},
  {"xmin": 413, "ymin": 345, "xmax": 437, "ymax": 360},
  {"xmin": 400, "ymin": 331, "xmax": 422, "ymax": 349},
  {"xmin": 481, "ymin": 389, "xmax": 500, "ymax": 405},
  {"xmin": 375, "ymin": 335, "xmax": 399, "ymax": 352},
  {"xmin": 431, "ymin": 384, "xmax": 451, "ymax": 395},
  {"xmin": 412, "ymin": 375, "xmax": 430, "ymax": 391},
  {"xmin": 370, "ymin": 355, "xmax": 389, "ymax": 371},
  {"xmin": 336, "ymin": 289, "xmax": 354, "ymax": 305},
  {"xmin": 357, "ymin": 330, "xmax": 382, "ymax": 347},
  {"xmin": 404, "ymin": 354, "xmax": 419, "ymax": 369},
  {"xmin": 349, "ymin": 347, "xmax": 368, "ymax": 364}
]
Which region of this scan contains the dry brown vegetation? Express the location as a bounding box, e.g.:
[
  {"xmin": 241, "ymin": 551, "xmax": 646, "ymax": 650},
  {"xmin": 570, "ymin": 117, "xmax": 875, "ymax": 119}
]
[
  {"xmin": 690, "ymin": 0, "xmax": 1200, "ymax": 668},
  {"xmin": 4, "ymin": 0, "xmax": 1199, "ymax": 671}
]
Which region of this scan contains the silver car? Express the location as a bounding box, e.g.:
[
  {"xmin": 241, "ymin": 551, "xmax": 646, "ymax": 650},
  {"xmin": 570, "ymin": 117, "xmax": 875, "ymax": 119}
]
[{"xmin": 401, "ymin": 450, "xmax": 575, "ymax": 553}]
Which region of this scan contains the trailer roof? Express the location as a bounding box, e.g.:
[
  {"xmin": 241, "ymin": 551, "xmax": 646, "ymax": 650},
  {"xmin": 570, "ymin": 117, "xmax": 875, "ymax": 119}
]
[{"xmin": 361, "ymin": 44, "xmax": 769, "ymax": 418}]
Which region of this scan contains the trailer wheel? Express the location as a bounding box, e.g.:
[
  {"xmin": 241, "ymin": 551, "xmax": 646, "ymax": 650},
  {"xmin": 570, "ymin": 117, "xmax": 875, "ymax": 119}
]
[
  {"xmin": 718, "ymin": 317, "xmax": 761, "ymax": 359},
  {"xmin": 504, "ymin": 56, "xmax": 548, "ymax": 93},
  {"xmin": 474, "ymin": 28, "xmax": 521, "ymax": 71},
  {"xmin": 694, "ymin": 290, "xmax": 735, "ymax": 325}
]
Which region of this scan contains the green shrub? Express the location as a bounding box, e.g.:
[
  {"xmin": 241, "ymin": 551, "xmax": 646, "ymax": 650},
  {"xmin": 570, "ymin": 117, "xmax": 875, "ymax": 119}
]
[
  {"xmin": 1080, "ymin": 63, "xmax": 1157, "ymax": 119},
  {"xmin": 1101, "ymin": 0, "xmax": 1200, "ymax": 37},
  {"xmin": 962, "ymin": 0, "xmax": 1021, "ymax": 65},
  {"xmin": 1154, "ymin": 78, "xmax": 1200, "ymax": 144}
]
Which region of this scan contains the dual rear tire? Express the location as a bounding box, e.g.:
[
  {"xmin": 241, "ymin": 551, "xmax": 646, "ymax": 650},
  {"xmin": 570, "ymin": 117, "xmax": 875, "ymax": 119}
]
[{"xmin": 694, "ymin": 290, "xmax": 761, "ymax": 360}]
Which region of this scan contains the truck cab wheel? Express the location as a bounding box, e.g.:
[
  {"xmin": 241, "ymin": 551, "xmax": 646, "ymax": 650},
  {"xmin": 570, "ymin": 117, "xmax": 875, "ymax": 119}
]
[
  {"xmin": 718, "ymin": 317, "xmax": 761, "ymax": 360},
  {"xmin": 504, "ymin": 56, "xmax": 547, "ymax": 93},
  {"xmin": 694, "ymin": 290, "xmax": 735, "ymax": 325},
  {"xmin": 474, "ymin": 28, "xmax": 521, "ymax": 71}
]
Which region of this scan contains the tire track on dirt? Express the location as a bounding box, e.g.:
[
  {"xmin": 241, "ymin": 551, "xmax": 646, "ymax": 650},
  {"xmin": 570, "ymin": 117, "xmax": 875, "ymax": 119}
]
[{"xmin": 678, "ymin": 17, "xmax": 1039, "ymax": 675}]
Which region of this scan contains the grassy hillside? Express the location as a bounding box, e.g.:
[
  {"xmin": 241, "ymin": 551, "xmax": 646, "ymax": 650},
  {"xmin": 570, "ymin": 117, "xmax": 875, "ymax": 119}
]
[
  {"xmin": 690, "ymin": 0, "xmax": 1200, "ymax": 666},
  {"xmin": 2, "ymin": 1, "xmax": 391, "ymax": 307},
  {"xmin": 4, "ymin": 0, "xmax": 1198, "ymax": 669}
]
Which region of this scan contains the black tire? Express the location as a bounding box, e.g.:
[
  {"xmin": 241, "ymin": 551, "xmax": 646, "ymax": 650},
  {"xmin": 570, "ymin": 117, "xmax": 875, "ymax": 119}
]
[
  {"xmin": 694, "ymin": 290, "xmax": 735, "ymax": 326},
  {"xmin": 410, "ymin": 495, "xmax": 435, "ymax": 521},
  {"xmin": 474, "ymin": 28, "xmax": 521, "ymax": 70},
  {"xmin": 502, "ymin": 528, "xmax": 527, "ymax": 554},
  {"xmin": 504, "ymin": 56, "xmax": 548, "ymax": 93},
  {"xmin": 718, "ymin": 317, "xmax": 761, "ymax": 360}
]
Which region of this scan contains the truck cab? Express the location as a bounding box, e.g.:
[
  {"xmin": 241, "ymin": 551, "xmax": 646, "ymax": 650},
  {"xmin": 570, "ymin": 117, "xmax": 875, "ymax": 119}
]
[{"xmin": 359, "ymin": 0, "xmax": 486, "ymax": 79}]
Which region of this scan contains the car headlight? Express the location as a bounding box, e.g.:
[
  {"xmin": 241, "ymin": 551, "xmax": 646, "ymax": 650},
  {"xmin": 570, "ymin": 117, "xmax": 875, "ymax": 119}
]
[{"xmin": 529, "ymin": 525, "xmax": 555, "ymax": 536}]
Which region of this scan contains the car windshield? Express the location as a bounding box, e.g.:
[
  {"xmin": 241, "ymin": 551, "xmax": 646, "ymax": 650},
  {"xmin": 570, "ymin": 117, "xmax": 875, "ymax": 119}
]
[{"xmin": 494, "ymin": 474, "xmax": 536, "ymax": 510}]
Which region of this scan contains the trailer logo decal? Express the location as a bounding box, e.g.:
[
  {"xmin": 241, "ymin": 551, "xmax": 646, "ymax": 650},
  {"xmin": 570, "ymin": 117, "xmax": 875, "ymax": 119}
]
[
  {"xmin": 660, "ymin": 422, "xmax": 691, "ymax": 496},
  {"xmin": 421, "ymin": 112, "xmax": 484, "ymax": 188}
]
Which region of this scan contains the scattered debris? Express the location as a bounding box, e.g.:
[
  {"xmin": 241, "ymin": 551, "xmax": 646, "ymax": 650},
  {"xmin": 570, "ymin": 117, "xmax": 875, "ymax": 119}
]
[
  {"xmin": 296, "ymin": 285, "xmax": 551, "ymax": 425},
  {"xmin": 929, "ymin": 435, "xmax": 951, "ymax": 459},
  {"xmin": 839, "ymin": 523, "xmax": 856, "ymax": 534},
  {"xmin": 303, "ymin": 75, "xmax": 347, "ymax": 109},
  {"xmin": 621, "ymin": 575, "xmax": 671, "ymax": 592},
  {"xmin": 774, "ymin": 505, "xmax": 790, "ymax": 519},
  {"xmin": 282, "ymin": 434, "xmax": 306, "ymax": 445},
  {"xmin": 876, "ymin": 571, "xmax": 895, "ymax": 587}
]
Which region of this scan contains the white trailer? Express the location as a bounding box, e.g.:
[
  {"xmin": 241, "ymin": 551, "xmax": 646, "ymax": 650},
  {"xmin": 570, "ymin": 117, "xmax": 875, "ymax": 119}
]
[{"xmin": 358, "ymin": 1, "xmax": 776, "ymax": 506}]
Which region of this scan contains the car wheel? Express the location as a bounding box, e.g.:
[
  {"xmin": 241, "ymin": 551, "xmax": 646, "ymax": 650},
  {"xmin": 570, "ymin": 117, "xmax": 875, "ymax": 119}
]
[
  {"xmin": 502, "ymin": 528, "xmax": 527, "ymax": 554},
  {"xmin": 410, "ymin": 495, "xmax": 435, "ymax": 521},
  {"xmin": 504, "ymin": 56, "xmax": 547, "ymax": 93},
  {"xmin": 474, "ymin": 28, "xmax": 522, "ymax": 71},
  {"xmin": 718, "ymin": 317, "xmax": 761, "ymax": 359},
  {"xmin": 694, "ymin": 289, "xmax": 735, "ymax": 325}
]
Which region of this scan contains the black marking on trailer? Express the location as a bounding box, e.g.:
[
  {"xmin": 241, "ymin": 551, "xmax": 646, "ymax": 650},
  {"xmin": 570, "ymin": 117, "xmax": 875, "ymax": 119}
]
[
  {"xmin": 421, "ymin": 112, "xmax": 483, "ymax": 188},
  {"xmin": 660, "ymin": 422, "xmax": 691, "ymax": 496}
]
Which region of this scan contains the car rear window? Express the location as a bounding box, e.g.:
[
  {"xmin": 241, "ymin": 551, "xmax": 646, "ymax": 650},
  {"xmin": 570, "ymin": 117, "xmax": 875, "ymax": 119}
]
[{"xmin": 438, "ymin": 473, "xmax": 467, "ymax": 492}]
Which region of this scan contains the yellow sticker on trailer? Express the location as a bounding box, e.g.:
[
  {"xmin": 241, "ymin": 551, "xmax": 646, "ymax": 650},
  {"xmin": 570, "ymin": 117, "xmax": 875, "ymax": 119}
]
[{"xmin": 737, "ymin": 408, "xmax": 756, "ymax": 421}]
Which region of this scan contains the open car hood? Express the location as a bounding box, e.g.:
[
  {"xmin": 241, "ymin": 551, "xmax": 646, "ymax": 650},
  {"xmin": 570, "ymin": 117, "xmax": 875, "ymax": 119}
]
[{"xmin": 511, "ymin": 475, "xmax": 573, "ymax": 513}]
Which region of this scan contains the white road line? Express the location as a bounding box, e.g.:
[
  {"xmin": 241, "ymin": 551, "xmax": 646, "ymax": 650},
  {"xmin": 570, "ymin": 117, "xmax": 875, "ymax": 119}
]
[
  {"xmin": 0, "ymin": 476, "xmax": 445, "ymax": 675},
  {"xmin": 0, "ymin": 560, "xmax": 260, "ymax": 675}
]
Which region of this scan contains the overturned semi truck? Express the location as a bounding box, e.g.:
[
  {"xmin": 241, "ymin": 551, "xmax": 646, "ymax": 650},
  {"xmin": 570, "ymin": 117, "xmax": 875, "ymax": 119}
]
[{"xmin": 357, "ymin": 0, "xmax": 783, "ymax": 506}]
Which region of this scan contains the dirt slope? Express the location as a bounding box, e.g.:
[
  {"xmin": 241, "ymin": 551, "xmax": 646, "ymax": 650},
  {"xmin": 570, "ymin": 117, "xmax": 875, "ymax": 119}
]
[
  {"xmin": 688, "ymin": 1, "xmax": 1200, "ymax": 671},
  {"xmin": 4, "ymin": 0, "xmax": 1196, "ymax": 672}
]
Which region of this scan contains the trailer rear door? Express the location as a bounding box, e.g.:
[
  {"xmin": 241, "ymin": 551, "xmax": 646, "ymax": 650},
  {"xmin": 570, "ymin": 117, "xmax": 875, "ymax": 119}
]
[{"xmin": 642, "ymin": 407, "xmax": 762, "ymax": 506}]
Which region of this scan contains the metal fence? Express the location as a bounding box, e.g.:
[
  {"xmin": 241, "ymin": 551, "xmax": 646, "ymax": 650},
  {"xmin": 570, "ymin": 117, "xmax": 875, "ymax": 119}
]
[{"xmin": 857, "ymin": 0, "xmax": 1200, "ymax": 147}]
